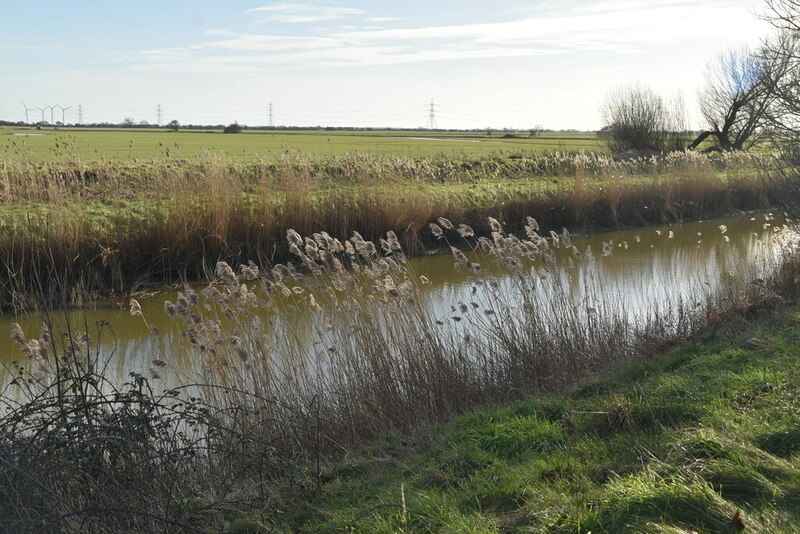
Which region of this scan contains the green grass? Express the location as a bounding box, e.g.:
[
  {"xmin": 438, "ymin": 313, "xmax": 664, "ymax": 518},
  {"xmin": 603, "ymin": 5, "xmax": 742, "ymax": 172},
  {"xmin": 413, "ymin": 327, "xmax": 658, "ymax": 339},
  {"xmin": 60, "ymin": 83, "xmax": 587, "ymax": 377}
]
[
  {"xmin": 268, "ymin": 307, "xmax": 800, "ymax": 533},
  {"xmin": 0, "ymin": 126, "xmax": 603, "ymax": 161}
]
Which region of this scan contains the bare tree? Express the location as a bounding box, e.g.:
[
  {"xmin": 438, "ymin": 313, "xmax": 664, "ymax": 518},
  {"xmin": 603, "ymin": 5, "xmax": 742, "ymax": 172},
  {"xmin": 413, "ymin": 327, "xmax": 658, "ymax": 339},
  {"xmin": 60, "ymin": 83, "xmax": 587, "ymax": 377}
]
[
  {"xmin": 689, "ymin": 47, "xmax": 777, "ymax": 151},
  {"xmin": 600, "ymin": 83, "xmax": 688, "ymax": 154},
  {"xmin": 759, "ymin": 2, "xmax": 800, "ymax": 165},
  {"xmin": 760, "ymin": 5, "xmax": 800, "ymax": 134},
  {"xmin": 763, "ymin": 0, "xmax": 800, "ymax": 32}
]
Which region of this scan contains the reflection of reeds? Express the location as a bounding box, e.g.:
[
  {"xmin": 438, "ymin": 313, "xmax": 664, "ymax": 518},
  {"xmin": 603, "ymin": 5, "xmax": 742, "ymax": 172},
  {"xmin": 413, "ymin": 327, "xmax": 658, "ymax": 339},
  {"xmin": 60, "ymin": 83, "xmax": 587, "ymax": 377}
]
[
  {"xmin": 0, "ymin": 150, "xmax": 788, "ymax": 311},
  {"xmin": 161, "ymin": 215, "xmax": 795, "ymax": 462}
]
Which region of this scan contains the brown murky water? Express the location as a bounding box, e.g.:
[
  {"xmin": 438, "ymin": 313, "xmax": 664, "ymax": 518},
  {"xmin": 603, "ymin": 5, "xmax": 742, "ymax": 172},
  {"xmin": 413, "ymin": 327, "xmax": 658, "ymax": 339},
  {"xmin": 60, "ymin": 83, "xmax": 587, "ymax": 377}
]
[{"xmin": 0, "ymin": 211, "xmax": 792, "ymax": 389}]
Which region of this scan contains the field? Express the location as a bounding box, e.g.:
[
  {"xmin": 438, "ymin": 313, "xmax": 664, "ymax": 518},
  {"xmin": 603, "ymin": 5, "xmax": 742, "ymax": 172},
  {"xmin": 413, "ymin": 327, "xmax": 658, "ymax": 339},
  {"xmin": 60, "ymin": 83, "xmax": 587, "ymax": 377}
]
[{"xmin": 0, "ymin": 126, "xmax": 603, "ymax": 161}]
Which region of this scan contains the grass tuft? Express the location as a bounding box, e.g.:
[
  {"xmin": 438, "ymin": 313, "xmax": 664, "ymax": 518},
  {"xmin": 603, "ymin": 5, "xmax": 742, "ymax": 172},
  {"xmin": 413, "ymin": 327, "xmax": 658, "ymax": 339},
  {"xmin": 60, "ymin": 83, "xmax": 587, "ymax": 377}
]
[
  {"xmin": 587, "ymin": 466, "xmax": 740, "ymax": 533},
  {"xmin": 755, "ymin": 424, "xmax": 800, "ymax": 457}
]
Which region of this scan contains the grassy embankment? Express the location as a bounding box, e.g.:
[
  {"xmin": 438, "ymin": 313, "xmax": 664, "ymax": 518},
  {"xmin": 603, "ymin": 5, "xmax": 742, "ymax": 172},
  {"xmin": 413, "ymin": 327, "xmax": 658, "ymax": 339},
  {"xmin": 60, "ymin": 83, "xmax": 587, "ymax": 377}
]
[
  {"xmin": 280, "ymin": 302, "xmax": 800, "ymax": 533},
  {"xmin": 0, "ymin": 148, "xmax": 784, "ymax": 310}
]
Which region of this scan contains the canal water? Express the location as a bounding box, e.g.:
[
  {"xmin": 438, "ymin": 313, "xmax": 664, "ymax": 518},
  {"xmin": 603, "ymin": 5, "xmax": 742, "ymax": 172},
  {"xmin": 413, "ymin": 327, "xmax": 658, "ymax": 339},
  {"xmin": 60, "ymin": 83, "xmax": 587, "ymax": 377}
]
[{"xmin": 0, "ymin": 211, "xmax": 793, "ymax": 390}]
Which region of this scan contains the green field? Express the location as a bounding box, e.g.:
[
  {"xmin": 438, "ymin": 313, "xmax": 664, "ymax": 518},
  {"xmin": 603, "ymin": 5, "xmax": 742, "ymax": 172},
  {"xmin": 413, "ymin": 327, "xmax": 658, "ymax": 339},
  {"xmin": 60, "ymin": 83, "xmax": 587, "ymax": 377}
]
[{"xmin": 0, "ymin": 126, "xmax": 602, "ymax": 162}]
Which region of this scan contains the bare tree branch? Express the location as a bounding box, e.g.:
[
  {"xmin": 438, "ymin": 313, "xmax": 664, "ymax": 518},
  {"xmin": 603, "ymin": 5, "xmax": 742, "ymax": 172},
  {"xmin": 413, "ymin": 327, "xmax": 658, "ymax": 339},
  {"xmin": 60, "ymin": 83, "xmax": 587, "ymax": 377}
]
[{"xmin": 758, "ymin": 2, "xmax": 800, "ymax": 170}]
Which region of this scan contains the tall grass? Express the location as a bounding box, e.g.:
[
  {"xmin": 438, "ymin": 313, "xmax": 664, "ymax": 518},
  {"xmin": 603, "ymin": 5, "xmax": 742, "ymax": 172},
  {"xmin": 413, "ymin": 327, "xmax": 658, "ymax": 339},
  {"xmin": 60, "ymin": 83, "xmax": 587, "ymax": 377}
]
[
  {"xmin": 0, "ymin": 150, "xmax": 789, "ymax": 310},
  {"xmin": 157, "ymin": 216, "xmax": 793, "ymax": 459}
]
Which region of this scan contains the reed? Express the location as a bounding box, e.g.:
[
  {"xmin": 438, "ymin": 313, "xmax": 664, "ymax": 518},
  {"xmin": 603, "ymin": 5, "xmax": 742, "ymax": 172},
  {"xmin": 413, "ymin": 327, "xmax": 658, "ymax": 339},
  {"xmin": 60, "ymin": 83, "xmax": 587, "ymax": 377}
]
[
  {"xmin": 0, "ymin": 150, "xmax": 790, "ymax": 311},
  {"xmin": 158, "ymin": 215, "xmax": 794, "ymax": 460}
]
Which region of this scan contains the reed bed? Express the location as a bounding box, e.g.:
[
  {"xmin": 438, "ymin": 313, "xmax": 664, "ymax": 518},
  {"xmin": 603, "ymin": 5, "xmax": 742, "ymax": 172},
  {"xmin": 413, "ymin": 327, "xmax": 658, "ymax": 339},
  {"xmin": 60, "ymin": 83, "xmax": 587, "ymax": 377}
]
[
  {"xmin": 0, "ymin": 149, "xmax": 770, "ymax": 201},
  {"xmin": 0, "ymin": 150, "xmax": 789, "ymax": 311},
  {"xmin": 156, "ymin": 215, "xmax": 793, "ymax": 459},
  {"xmin": 2, "ymin": 213, "xmax": 797, "ymax": 532}
]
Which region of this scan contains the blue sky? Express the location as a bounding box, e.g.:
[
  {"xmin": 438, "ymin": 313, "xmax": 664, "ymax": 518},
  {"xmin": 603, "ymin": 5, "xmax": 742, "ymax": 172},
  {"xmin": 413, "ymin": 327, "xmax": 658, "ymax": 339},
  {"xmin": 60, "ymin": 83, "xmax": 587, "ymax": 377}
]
[{"xmin": 0, "ymin": 1, "xmax": 771, "ymax": 129}]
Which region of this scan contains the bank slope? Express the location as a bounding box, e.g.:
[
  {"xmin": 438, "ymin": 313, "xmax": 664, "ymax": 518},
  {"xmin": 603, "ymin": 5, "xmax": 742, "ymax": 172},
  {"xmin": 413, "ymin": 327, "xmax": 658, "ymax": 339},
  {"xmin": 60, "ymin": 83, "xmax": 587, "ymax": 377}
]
[{"xmin": 274, "ymin": 308, "xmax": 800, "ymax": 533}]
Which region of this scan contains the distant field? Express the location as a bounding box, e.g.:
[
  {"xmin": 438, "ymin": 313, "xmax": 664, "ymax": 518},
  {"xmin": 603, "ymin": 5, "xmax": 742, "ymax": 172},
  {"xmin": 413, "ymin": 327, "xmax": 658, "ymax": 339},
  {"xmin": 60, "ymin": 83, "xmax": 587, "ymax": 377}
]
[{"xmin": 0, "ymin": 126, "xmax": 603, "ymax": 161}]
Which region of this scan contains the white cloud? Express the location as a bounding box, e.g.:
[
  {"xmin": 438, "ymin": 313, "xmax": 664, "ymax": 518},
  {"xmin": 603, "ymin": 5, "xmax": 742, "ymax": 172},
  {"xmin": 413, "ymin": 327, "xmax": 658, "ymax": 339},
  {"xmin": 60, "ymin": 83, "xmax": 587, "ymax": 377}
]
[
  {"xmin": 125, "ymin": 1, "xmax": 769, "ymax": 73},
  {"xmin": 575, "ymin": 0, "xmax": 698, "ymax": 12},
  {"xmin": 338, "ymin": 25, "xmax": 385, "ymax": 31},
  {"xmin": 204, "ymin": 28, "xmax": 235, "ymax": 36},
  {"xmin": 247, "ymin": 3, "xmax": 366, "ymax": 24},
  {"xmin": 334, "ymin": 3, "xmax": 766, "ymax": 50},
  {"xmin": 130, "ymin": 40, "xmax": 558, "ymax": 73}
]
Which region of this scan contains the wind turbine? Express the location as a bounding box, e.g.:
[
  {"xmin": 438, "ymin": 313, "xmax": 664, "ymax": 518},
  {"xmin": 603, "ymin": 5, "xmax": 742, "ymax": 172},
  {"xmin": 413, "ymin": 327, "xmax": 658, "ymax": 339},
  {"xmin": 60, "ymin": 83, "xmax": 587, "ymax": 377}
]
[
  {"xmin": 35, "ymin": 107, "xmax": 46, "ymax": 123},
  {"xmin": 55, "ymin": 104, "xmax": 72, "ymax": 124},
  {"xmin": 44, "ymin": 104, "xmax": 56, "ymax": 124},
  {"xmin": 21, "ymin": 102, "xmax": 36, "ymax": 124}
]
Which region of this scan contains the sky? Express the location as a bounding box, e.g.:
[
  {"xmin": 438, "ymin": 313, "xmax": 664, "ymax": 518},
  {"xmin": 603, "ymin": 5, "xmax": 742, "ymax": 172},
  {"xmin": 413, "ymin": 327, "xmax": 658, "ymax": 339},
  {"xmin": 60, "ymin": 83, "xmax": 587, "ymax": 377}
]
[{"xmin": 0, "ymin": 0, "xmax": 774, "ymax": 130}]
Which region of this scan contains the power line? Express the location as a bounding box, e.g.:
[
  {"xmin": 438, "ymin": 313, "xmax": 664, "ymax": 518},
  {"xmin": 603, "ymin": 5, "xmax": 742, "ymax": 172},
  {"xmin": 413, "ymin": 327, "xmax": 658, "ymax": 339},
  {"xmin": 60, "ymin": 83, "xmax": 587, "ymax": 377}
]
[
  {"xmin": 278, "ymin": 104, "xmax": 421, "ymax": 114},
  {"xmin": 445, "ymin": 104, "xmax": 573, "ymax": 113},
  {"xmin": 4, "ymin": 99, "xmax": 573, "ymax": 128}
]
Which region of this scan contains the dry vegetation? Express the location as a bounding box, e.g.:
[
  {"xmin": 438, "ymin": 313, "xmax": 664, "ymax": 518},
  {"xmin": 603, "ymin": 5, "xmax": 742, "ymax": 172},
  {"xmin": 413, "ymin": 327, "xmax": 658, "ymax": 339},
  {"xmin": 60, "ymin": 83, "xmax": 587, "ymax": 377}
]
[
  {"xmin": 0, "ymin": 149, "xmax": 787, "ymax": 310},
  {"xmin": 156, "ymin": 215, "xmax": 794, "ymax": 457}
]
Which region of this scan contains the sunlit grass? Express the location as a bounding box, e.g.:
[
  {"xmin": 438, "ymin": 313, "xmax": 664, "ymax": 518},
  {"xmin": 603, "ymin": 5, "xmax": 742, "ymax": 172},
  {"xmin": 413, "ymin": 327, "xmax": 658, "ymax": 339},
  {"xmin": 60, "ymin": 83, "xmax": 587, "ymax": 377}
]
[{"xmin": 0, "ymin": 126, "xmax": 604, "ymax": 161}]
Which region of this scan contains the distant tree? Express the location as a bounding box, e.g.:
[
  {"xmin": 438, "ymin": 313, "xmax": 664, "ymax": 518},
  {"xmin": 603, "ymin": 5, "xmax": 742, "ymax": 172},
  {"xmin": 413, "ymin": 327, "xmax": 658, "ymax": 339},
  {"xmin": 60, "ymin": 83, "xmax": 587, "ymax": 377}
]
[
  {"xmin": 138, "ymin": 120, "xmax": 150, "ymax": 127},
  {"xmin": 529, "ymin": 125, "xmax": 544, "ymax": 138},
  {"xmin": 224, "ymin": 122, "xmax": 242, "ymax": 134},
  {"xmin": 600, "ymin": 83, "xmax": 688, "ymax": 154},
  {"xmin": 167, "ymin": 119, "xmax": 180, "ymax": 132},
  {"xmin": 122, "ymin": 117, "xmax": 135, "ymax": 127}
]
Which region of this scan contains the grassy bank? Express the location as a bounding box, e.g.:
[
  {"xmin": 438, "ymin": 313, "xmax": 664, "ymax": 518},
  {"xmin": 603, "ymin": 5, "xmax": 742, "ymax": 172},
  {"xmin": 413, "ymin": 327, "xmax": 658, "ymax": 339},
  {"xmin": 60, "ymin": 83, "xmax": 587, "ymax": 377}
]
[
  {"xmin": 281, "ymin": 301, "xmax": 800, "ymax": 532},
  {"xmin": 0, "ymin": 149, "xmax": 785, "ymax": 310}
]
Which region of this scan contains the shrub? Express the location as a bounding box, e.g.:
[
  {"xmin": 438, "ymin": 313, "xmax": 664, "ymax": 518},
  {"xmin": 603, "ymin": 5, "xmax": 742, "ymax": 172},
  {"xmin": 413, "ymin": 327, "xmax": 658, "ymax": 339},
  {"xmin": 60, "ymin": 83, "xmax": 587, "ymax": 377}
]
[
  {"xmin": 224, "ymin": 122, "xmax": 242, "ymax": 134},
  {"xmin": 600, "ymin": 83, "xmax": 689, "ymax": 154}
]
